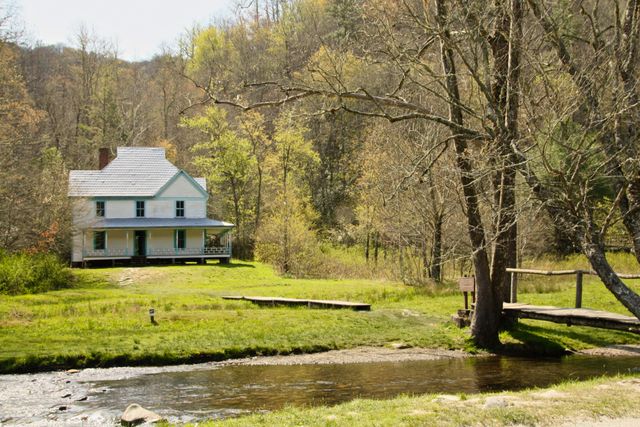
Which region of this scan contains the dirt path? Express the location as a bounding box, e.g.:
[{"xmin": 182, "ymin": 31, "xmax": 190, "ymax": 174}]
[{"xmin": 116, "ymin": 267, "xmax": 166, "ymax": 287}]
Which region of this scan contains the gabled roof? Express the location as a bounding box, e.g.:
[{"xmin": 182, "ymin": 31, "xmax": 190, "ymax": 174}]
[
  {"xmin": 155, "ymin": 170, "xmax": 209, "ymax": 198},
  {"xmin": 68, "ymin": 147, "xmax": 207, "ymax": 197}
]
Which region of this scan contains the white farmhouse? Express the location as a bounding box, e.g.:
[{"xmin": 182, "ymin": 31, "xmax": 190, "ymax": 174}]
[{"xmin": 68, "ymin": 147, "xmax": 233, "ymax": 267}]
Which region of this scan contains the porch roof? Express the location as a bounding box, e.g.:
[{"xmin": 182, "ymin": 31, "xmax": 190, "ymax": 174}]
[{"xmin": 87, "ymin": 218, "xmax": 234, "ymax": 229}]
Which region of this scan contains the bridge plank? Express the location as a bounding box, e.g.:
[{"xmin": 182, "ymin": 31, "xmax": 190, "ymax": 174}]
[
  {"xmin": 503, "ymin": 303, "xmax": 640, "ymax": 334},
  {"xmin": 222, "ymin": 296, "xmax": 371, "ymax": 311}
]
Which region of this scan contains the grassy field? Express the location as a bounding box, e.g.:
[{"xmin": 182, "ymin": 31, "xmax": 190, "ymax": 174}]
[
  {"xmin": 198, "ymin": 374, "xmax": 640, "ymax": 427},
  {"xmin": 0, "ymin": 255, "xmax": 639, "ymax": 373}
]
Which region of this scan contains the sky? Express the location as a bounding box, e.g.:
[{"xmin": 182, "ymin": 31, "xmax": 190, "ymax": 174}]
[{"xmin": 15, "ymin": 0, "xmax": 237, "ymax": 61}]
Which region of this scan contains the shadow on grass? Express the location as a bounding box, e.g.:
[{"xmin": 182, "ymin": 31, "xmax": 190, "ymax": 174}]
[
  {"xmin": 523, "ymin": 321, "xmax": 635, "ymax": 344},
  {"xmin": 215, "ymin": 262, "xmax": 255, "ymax": 269},
  {"xmin": 500, "ymin": 322, "xmax": 637, "ymax": 356},
  {"xmin": 500, "ymin": 323, "xmax": 569, "ymax": 356},
  {"xmin": 0, "ymin": 343, "xmax": 337, "ymax": 374},
  {"xmin": 500, "ymin": 320, "xmax": 639, "ymax": 356},
  {"xmin": 143, "ymin": 261, "xmax": 256, "ymax": 269}
]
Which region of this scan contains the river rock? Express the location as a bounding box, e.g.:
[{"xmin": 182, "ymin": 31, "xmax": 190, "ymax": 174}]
[
  {"xmin": 390, "ymin": 342, "xmax": 412, "ymax": 349},
  {"xmin": 432, "ymin": 394, "xmax": 461, "ymax": 403},
  {"xmin": 483, "ymin": 396, "xmax": 510, "ymax": 408},
  {"xmin": 121, "ymin": 403, "xmax": 163, "ymax": 425},
  {"xmin": 532, "ymin": 389, "xmax": 567, "ymax": 399}
]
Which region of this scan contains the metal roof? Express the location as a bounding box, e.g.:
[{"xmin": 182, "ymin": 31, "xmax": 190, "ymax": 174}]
[
  {"xmin": 88, "ymin": 218, "xmax": 234, "ymax": 229},
  {"xmin": 68, "ymin": 147, "xmax": 207, "ymax": 197}
]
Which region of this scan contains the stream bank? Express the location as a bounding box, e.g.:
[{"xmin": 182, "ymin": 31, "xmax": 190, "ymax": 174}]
[{"xmin": 1, "ymin": 346, "xmax": 639, "ymax": 426}]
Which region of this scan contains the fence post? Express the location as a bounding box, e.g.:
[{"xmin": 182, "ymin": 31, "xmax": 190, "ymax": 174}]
[
  {"xmin": 509, "ymin": 271, "xmax": 517, "ymax": 303},
  {"xmin": 575, "ymin": 271, "xmax": 583, "ymax": 308}
]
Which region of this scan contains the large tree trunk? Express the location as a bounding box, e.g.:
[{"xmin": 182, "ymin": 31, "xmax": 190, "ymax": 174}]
[
  {"xmin": 583, "ymin": 241, "xmax": 640, "ymax": 319},
  {"xmin": 511, "ymin": 128, "xmax": 640, "ymax": 321},
  {"xmin": 614, "ymin": 0, "xmax": 640, "ymax": 263},
  {"xmin": 489, "ymin": 0, "xmax": 521, "ymax": 305},
  {"xmin": 524, "ymin": 0, "xmax": 640, "ymax": 318},
  {"xmin": 434, "ymin": 0, "xmax": 501, "ymax": 348},
  {"xmin": 430, "ymin": 213, "xmax": 443, "ymax": 282}
]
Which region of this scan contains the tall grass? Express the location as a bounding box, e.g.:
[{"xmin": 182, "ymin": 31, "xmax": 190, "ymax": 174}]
[
  {"xmin": 309, "ymin": 244, "xmax": 469, "ymax": 286},
  {"xmin": 0, "ymin": 252, "xmax": 73, "ymax": 295}
]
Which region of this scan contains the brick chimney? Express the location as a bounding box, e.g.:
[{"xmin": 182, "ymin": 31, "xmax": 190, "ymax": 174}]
[{"xmin": 99, "ymin": 148, "xmax": 110, "ymax": 170}]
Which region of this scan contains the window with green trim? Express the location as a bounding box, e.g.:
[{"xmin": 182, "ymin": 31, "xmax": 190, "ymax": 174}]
[
  {"xmin": 175, "ymin": 229, "xmax": 186, "ymax": 249},
  {"xmin": 93, "ymin": 231, "xmax": 106, "ymax": 250}
]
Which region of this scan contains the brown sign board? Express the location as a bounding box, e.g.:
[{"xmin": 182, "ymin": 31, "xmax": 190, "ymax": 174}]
[{"xmin": 458, "ymin": 277, "xmax": 475, "ymax": 292}]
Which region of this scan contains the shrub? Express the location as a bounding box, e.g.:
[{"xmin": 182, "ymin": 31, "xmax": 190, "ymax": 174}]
[
  {"xmin": 0, "ymin": 251, "xmax": 73, "ymax": 295},
  {"xmin": 255, "ymin": 209, "xmax": 322, "ymax": 277}
]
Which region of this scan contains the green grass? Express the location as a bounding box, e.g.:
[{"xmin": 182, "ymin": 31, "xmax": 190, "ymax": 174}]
[
  {"xmin": 0, "ymin": 262, "xmax": 468, "ymax": 373},
  {"xmin": 0, "ymin": 256, "xmax": 639, "ymax": 373},
  {"xmin": 194, "ymin": 374, "xmax": 640, "ymax": 426}
]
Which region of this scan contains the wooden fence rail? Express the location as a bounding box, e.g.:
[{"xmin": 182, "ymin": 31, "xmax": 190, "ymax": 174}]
[{"xmin": 505, "ymin": 268, "xmax": 640, "ymax": 308}]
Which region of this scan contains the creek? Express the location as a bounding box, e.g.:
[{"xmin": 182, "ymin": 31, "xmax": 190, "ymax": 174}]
[{"xmin": 1, "ymin": 354, "xmax": 639, "ymax": 425}]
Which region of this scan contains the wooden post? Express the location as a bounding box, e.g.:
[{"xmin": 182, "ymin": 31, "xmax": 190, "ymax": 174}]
[
  {"xmin": 575, "ymin": 271, "xmax": 583, "ymax": 308},
  {"xmin": 510, "ymin": 271, "xmax": 518, "ymax": 303}
]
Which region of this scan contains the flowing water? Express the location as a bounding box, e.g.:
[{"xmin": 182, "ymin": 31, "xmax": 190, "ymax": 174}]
[{"xmin": 1, "ymin": 354, "xmax": 639, "ymax": 425}]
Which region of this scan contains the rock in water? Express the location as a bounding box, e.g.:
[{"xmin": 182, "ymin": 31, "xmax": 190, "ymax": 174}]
[{"xmin": 120, "ymin": 404, "xmax": 163, "ymax": 425}]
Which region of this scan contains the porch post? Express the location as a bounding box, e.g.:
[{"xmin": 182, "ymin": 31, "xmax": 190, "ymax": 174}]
[{"xmin": 126, "ymin": 231, "xmax": 129, "ymax": 256}]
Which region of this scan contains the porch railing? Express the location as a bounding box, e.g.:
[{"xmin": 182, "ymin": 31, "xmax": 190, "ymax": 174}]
[
  {"xmin": 84, "ymin": 248, "xmax": 130, "ymax": 257},
  {"xmin": 84, "ymin": 246, "xmax": 231, "ymax": 258},
  {"xmin": 147, "ymin": 247, "xmax": 231, "ymax": 256}
]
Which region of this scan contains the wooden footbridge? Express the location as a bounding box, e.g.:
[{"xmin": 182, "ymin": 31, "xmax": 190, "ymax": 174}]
[
  {"xmin": 503, "ymin": 303, "xmax": 640, "ymax": 334},
  {"xmin": 222, "ymin": 295, "xmax": 371, "ymax": 311},
  {"xmin": 457, "ymin": 268, "xmax": 640, "ymax": 334}
]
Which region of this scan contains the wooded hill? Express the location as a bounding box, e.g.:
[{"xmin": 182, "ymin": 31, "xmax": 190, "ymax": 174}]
[{"xmin": 2, "ymin": 0, "xmax": 640, "ymax": 347}]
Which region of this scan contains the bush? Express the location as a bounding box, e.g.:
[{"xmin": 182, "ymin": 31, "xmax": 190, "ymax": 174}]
[
  {"xmin": 255, "ymin": 210, "xmax": 322, "ymax": 277},
  {"xmin": 0, "ymin": 252, "xmax": 73, "ymax": 295}
]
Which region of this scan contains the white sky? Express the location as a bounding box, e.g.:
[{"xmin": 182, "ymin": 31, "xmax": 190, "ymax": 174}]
[{"xmin": 16, "ymin": 0, "xmax": 238, "ymax": 61}]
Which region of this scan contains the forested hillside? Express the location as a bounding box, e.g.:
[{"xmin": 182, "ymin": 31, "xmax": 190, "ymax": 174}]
[
  {"xmin": 0, "ymin": 0, "xmax": 477, "ymax": 282},
  {"xmin": 3, "ymin": 1, "xmax": 640, "ymax": 341}
]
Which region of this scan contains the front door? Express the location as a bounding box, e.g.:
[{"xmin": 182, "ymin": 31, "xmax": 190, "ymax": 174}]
[{"xmin": 134, "ymin": 230, "xmax": 146, "ymax": 256}]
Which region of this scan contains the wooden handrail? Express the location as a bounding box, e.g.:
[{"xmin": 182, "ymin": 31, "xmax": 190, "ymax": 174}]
[
  {"xmin": 506, "ymin": 268, "xmax": 640, "ymax": 279},
  {"xmin": 506, "ymin": 268, "xmax": 578, "ymax": 276},
  {"xmin": 505, "ymin": 267, "xmax": 640, "ymax": 308}
]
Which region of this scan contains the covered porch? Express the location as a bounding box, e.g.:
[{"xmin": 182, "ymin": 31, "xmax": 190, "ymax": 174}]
[{"xmin": 76, "ymin": 218, "xmax": 233, "ymax": 266}]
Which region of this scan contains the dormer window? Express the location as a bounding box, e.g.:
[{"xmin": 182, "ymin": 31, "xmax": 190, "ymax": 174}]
[
  {"xmin": 136, "ymin": 201, "xmax": 145, "ymax": 217},
  {"xmin": 176, "ymin": 200, "xmax": 185, "ymax": 217},
  {"xmin": 96, "ymin": 201, "xmax": 105, "ymax": 217}
]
